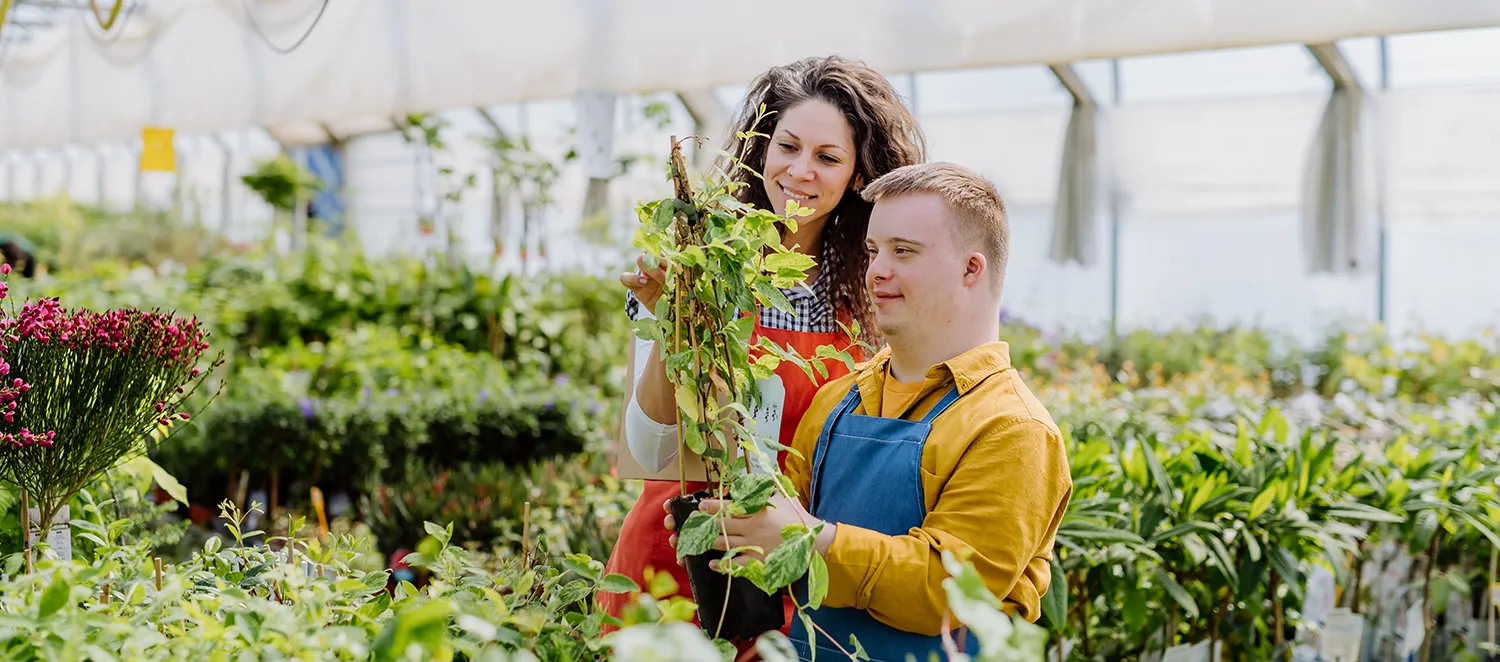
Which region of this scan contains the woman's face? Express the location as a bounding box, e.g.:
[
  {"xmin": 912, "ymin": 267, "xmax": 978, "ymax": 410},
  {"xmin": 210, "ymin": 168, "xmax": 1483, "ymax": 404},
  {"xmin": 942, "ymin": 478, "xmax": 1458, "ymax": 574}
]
[{"xmin": 761, "ymin": 99, "xmax": 859, "ymax": 229}]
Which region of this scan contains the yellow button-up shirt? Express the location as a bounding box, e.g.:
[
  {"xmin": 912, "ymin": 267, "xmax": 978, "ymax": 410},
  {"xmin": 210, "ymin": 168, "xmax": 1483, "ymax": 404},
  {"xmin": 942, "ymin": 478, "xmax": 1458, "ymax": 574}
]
[{"xmin": 785, "ymin": 341, "xmax": 1072, "ymax": 635}]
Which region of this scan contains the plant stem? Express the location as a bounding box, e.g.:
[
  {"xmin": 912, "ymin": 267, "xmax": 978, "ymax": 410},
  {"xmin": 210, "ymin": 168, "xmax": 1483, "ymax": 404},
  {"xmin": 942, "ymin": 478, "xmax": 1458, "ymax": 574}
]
[
  {"xmin": 1490, "ymin": 545, "xmax": 1497, "ymax": 654},
  {"xmin": 1421, "ymin": 530, "xmax": 1442, "ymax": 662},
  {"xmin": 19, "ymin": 487, "xmax": 30, "ymax": 574},
  {"xmin": 1351, "ymin": 542, "xmax": 1365, "ymax": 614},
  {"xmin": 1271, "ymin": 570, "xmax": 1285, "ymax": 660},
  {"xmin": 1080, "ymin": 575, "xmax": 1091, "ymax": 659}
]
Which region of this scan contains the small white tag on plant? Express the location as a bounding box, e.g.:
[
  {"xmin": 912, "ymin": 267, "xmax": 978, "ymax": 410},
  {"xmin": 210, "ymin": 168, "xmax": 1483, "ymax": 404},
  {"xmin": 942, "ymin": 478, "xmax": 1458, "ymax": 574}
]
[{"xmin": 27, "ymin": 505, "xmax": 71, "ymax": 561}]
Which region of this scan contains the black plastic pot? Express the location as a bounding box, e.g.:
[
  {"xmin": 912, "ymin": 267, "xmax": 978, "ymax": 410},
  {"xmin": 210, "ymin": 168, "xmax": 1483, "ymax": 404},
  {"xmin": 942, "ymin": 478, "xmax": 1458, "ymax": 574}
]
[{"xmin": 670, "ymin": 491, "xmax": 787, "ymax": 642}]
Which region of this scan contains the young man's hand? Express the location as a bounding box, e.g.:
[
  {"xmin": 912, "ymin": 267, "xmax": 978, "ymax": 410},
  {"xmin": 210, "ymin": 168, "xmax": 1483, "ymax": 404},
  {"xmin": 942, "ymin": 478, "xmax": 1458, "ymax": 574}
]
[{"xmin": 663, "ymin": 495, "xmax": 837, "ymax": 570}]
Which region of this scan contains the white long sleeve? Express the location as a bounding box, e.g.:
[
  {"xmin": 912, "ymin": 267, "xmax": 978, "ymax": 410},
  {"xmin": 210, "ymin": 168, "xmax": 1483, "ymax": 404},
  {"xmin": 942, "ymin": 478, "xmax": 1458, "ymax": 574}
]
[{"xmin": 624, "ymin": 309, "xmax": 680, "ymax": 473}]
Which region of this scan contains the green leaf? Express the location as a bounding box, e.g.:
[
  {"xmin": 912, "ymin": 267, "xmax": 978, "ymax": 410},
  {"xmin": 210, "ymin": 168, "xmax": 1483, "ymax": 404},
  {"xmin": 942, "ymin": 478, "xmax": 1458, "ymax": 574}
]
[
  {"xmin": 756, "ymin": 630, "xmax": 799, "ymax": 662},
  {"xmin": 1250, "ymin": 486, "xmax": 1278, "ymax": 520},
  {"xmin": 647, "ymin": 569, "xmax": 678, "ymax": 599},
  {"xmin": 754, "ymin": 281, "xmax": 794, "ymax": 313},
  {"xmin": 1269, "ymin": 548, "xmax": 1302, "ymax": 594},
  {"xmin": 675, "ymin": 384, "xmax": 702, "ymax": 423},
  {"xmin": 1040, "ymin": 557, "xmax": 1068, "ymax": 631},
  {"xmin": 764, "ymin": 251, "xmax": 817, "ymax": 274},
  {"xmin": 358, "ymin": 592, "xmax": 392, "ymax": 622},
  {"xmin": 1154, "ymin": 569, "xmax": 1199, "ymax": 619},
  {"xmin": 130, "ymin": 456, "xmax": 189, "ymax": 507},
  {"xmin": 1123, "ymin": 587, "xmax": 1147, "ymax": 632},
  {"xmin": 677, "ymin": 510, "xmax": 718, "ymax": 559},
  {"xmin": 849, "ymin": 632, "xmax": 869, "ymax": 661},
  {"xmin": 1324, "ymin": 502, "xmax": 1405, "ymax": 524},
  {"xmin": 422, "ymin": 521, "xmax": 451, "ymax": 546},
  {"xmin": 1459, "ymin": 511, "xmax": 1500, "ymax": 549},
  {"xmin": 807, "ymin": 552, "xmax": 829, "ymax": 610},
  {"xmin": 361, "ymin": 569, "xmax": 391, "ymax": 592},
  {"xmin": 1433, "ymin": 575, "xmax": 1452, "ymax": 615},
  {"xmin": 1245, "ymin": 533, "xmax": 1263, "ymax": 562},
  {"xmin": 1234, "ymin": 421, "xmax": 1253, "ymax": 466},
  {"xmin": 562, "ymin": 554, "xmax": 600, "ymax": 582},
  {"xmin": 651, "ymin": 199, "xmax": 676, "ymax": 231},
  {"xmin": 731, "ymin": 474, "xmax": 779, "ymax": 515},
  {"xmin": 37, "ymin": 578, "xmax": 70, "ymax": 619},
  {"xmin": 1140, "ymin": 441, "xmax": 1174, "ymax": 499},
  {"xmin": 598, "ymin": 574, "xmax": 640, "ymax": 594},
  {"xmin": 1412, "ymin": 509, "xmax": 1439, "ymax": 554},
  {"xmin": 554, "ymin": 579, "xmax": 590, "ymax": 607},
  {"xmin": 762, "ymin": 529, "xmax": 814, "ymax": 592},
  {"xmin": 1204, "ymin": 533, "xmax": 1239, "ymax": 586}
]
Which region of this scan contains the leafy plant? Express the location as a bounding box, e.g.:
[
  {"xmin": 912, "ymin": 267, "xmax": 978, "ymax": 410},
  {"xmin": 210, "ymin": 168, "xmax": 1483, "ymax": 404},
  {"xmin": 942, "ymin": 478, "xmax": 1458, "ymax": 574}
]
[{"xmin": 629, "ymin": 118, "xmax": 862, "ymax": 647}]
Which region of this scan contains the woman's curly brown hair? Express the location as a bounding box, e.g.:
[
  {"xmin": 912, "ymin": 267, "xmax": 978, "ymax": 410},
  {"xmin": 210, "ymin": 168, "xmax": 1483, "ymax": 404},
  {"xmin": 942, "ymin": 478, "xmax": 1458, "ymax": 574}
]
[{"xmin": 713, "ymin": 55, "xmax": 926, "ymax": 351}]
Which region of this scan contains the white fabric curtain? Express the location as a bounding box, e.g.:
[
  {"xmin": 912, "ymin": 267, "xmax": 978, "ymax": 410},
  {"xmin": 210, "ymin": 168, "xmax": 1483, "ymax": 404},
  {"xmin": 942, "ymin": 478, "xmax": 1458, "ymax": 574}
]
[
  {"xmin": 1049, "ymin": 101, "xmax": 1099, "ymax": 267},
  {"xmin": 1301, "ymin": 85, "xmax": 1372, "ymax": 274}
]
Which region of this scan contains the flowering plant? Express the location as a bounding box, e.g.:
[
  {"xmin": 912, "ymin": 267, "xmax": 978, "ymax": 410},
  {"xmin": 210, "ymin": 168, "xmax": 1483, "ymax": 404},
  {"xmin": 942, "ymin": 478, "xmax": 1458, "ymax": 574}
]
[{"xmin": 0, "ymin": 263, "xmax": 223, "ymax": 555}]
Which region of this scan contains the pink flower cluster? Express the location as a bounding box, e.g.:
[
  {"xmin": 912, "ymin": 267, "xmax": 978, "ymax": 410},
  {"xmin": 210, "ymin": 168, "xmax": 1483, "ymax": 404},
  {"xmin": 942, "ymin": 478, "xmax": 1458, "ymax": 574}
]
[
  {"xmin": 0, "ymin": 262, "xmax": 211, "ymax": 450},
  {"xmin": 0, "ymin": 299, "xmax": 208, "ymax": 368},
  {"xmin": 1, "ymin": 428, "xmax": 54, "ymax": 448}
]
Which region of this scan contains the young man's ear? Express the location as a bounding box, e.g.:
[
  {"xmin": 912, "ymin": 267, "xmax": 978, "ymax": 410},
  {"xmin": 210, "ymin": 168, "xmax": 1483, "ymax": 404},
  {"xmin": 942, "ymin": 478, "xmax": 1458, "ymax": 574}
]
[{"xmin": 963, "ymin": 252, "xmax": 988, "ymax": 288}]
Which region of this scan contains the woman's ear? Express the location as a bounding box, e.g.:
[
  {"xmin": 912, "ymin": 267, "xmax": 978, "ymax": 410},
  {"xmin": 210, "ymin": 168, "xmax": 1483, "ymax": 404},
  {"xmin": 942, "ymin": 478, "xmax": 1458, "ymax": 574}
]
[{"xmin": 852, "ymin": 175, "xmax": 865, "ymax": 193}]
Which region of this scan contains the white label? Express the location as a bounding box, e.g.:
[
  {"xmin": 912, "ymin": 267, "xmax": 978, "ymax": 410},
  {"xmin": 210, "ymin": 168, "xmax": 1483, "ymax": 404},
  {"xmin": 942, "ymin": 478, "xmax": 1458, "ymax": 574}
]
[
  {"xmin": 746, "ymin": 374, "xmax": 787, "ymax": 474},
  {"xmin": 1303, "ymin": 565, "xmax": 1336, "ymax": 627},
  {"xmin": 1401, "ymin": 602, "xmax": 1425, "ymax": 656},
  {"xmin": 1160, "ymin": 641, "xmax": 1212, "ymax": 662},
  {"xmin": 1320, "ymin": 609, "xmax": 1364, "ymax": 662},
  {"xmin": 26, "ymin": 506, "xmax": 71, "ymax": 561}
]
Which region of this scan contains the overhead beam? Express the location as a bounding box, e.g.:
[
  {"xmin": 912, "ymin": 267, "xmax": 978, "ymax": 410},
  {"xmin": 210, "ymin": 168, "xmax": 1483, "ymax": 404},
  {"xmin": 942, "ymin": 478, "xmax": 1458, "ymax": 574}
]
[
  {"xmin": 1305, "ymin": 42, "xmax": 1363, "ymax": 90},
  {"xmin": 1047, "ymin": 63, "xmax": 1096, "ymax": 107},
  {"xmin": 676, "ymin": 90, "xmax": 729, "ymax": 134},
  {"xmin": 475, "ymin": 107, "xmax": 509, "ymax": 138}
]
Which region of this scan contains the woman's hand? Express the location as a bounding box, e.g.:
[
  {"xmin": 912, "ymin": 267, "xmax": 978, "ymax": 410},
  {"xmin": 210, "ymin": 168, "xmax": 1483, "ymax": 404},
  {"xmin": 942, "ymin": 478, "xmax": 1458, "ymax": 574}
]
[{"xmin": 619, "ymin": 254, "xmax": 668, "ymax": 312}]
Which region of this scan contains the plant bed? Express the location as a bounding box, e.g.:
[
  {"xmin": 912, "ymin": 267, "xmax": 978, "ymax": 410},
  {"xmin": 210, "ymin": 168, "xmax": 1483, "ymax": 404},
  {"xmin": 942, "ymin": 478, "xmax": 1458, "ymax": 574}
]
[{"xmin": 669, "ymin": 490, "xmax": 787, "ymax": 642}]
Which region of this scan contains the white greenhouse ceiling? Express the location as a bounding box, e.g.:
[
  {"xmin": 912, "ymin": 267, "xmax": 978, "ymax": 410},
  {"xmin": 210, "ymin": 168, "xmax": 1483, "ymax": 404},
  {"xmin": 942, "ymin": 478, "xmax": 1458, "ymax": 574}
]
[{"xmin": 2, "ymin": 0, "xmax": 1499, "ymax": 150}]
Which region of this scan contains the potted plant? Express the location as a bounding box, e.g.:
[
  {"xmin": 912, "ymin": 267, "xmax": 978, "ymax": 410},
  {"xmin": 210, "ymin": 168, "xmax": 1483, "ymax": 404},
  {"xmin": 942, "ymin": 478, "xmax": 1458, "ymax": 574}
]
[
  {"xmin": 629, "ymin": 110, "xmax": 864, "ymax": 644},
  {"xmin": 0, "ymin": 264, "xmax": 222, "ymax": 566}
]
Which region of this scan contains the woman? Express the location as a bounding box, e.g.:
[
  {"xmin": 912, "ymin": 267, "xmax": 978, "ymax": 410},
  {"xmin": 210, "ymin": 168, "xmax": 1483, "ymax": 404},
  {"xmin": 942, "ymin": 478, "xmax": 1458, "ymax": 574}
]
[{"xmin": 599, "ymin": 55, "xmax": 927, "ymax": 641}]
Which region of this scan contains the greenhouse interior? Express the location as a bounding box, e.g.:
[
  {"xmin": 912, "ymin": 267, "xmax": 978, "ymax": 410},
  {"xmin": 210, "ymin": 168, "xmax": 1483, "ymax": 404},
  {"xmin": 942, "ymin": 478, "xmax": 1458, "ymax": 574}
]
[{"xmin": 0, "ymin": 1, "xmax": 1498, "ymax": 660}]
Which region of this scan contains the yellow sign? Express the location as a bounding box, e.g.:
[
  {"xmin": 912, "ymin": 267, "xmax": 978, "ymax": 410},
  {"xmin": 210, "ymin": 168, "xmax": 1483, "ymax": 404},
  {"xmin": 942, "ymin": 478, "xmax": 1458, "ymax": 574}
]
[{"xmin": 140, "ymin": 127, "xmax": 176, "ymax": 172}]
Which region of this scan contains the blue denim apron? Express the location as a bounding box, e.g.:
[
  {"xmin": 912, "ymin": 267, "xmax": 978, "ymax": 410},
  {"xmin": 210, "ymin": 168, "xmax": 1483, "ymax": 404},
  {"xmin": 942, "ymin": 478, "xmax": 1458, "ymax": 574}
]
[{"xmin": 789, "ymin": 382, "xmax": 981, "ymax": 662}]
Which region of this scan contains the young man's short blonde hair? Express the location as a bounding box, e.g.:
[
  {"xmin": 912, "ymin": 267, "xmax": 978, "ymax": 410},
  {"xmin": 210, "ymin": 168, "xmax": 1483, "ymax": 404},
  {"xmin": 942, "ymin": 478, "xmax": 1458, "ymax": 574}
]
[{"xmin": 860, "ymin": 162, "xmax": 1009, "ymax": 292}]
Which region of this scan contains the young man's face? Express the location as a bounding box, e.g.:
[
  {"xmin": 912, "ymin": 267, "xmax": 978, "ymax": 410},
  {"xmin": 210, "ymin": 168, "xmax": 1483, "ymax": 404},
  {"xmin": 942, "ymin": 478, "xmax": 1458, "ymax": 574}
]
[{"xmin": 864, "ymin": 192, "xmax": 970, "ymax": 342}]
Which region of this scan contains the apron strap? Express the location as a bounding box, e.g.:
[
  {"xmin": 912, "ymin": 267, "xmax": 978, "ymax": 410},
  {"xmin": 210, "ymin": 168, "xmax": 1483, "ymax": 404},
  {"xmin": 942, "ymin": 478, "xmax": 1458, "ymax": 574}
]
[
  {"xmin": 808, "ymin": 384, "xmax": 863, "ymax": 511},
  {"xmin": 917, "ymin": 384, "xmax": 963, "ymax": 425}
]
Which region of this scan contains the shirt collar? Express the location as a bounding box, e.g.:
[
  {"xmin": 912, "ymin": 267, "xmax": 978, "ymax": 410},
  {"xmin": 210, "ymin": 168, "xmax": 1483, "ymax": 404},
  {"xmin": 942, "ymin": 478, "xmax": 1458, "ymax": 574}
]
[{"xmin": 854, "ymin": 342, "xmax": 1013, "ymax": 414}]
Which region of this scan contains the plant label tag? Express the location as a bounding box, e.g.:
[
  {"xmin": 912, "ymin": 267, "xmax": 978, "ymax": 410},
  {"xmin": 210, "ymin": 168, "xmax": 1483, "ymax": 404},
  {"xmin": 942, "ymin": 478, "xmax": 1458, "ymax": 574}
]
[
  {"xmin": 1303, "ymin": 565, "xmax": 1336, "ymax": 626},
  {"xmin": 1160, "ymin": 641, "xmax": 1210, "ymax": 662},
  {"xmin": 1320, "ymin": 608, "xmax": 1364, "ymax": 662},
  {"xmin": 26, "ymin": 506, "xmax": 71, "ymax": 561},
  {"xmin": 1401, "ymin": 602, "xmax": 1424, "ymax": 656},
  {"xmin": 746, "ymin": 374, "xmax": 786, "ymax": 474}
]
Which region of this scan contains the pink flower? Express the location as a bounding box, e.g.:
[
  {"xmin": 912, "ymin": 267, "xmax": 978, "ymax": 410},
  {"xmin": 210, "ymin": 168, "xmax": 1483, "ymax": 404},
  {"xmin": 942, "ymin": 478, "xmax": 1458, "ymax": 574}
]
[{"xmin": 1, "ymin": 264, "xmax": 10, "ymax": 275}]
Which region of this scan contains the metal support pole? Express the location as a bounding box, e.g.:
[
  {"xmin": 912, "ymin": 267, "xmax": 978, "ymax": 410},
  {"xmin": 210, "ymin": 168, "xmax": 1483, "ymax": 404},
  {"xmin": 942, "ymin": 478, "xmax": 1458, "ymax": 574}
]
[
  {"xmin": 211, "ymin": 134, "xmax": 233, "ymax": 234},
  {"xmin": 1109, "ymin": 59, "xmax": 1123, "ymax": 338},
  {"xmin": 1375, "ymin": 36, "xmax": 1390, "ymax": 327}
]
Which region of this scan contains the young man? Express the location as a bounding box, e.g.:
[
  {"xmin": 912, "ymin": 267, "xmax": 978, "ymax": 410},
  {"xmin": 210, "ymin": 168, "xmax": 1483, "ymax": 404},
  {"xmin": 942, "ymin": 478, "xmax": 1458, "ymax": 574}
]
[{"xmin": 667, "ymin": 162, "xmax": 1072, "ymax": 662}]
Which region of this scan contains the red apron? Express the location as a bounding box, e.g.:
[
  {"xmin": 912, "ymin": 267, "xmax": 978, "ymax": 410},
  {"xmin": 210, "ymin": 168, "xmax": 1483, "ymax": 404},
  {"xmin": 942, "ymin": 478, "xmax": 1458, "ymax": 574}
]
[{"xmin": 599, "ymin": 314, "xmax": 853, "ymax": 647}]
